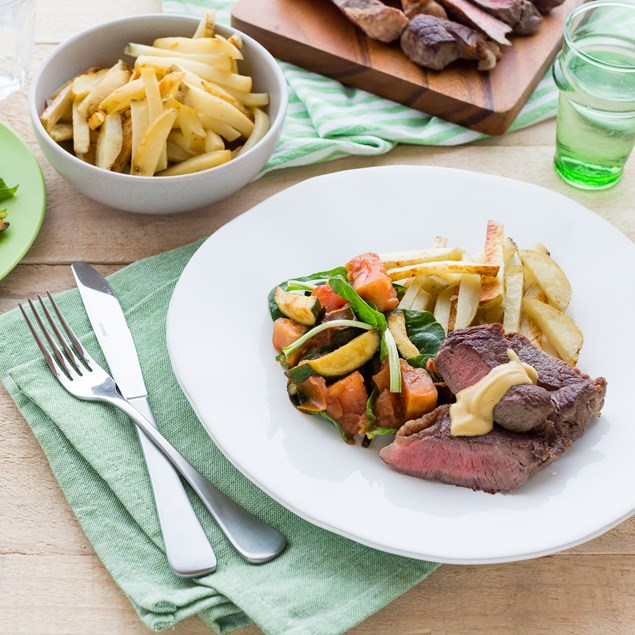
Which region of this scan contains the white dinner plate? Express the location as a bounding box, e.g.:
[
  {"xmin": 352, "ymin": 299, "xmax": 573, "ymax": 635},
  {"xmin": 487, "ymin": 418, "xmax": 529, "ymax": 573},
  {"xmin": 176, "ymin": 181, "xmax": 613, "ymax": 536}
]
[{"xmin": 167, "ymin": 166, "xmax": 635, "ymax": 564}]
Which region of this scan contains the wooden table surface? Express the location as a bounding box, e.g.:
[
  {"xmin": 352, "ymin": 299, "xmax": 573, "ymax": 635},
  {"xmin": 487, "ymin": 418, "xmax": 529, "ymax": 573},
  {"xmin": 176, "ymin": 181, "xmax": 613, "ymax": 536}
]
[{"xmin": 2, "ymin": 1, "xmax": 635, "ymax": 634}]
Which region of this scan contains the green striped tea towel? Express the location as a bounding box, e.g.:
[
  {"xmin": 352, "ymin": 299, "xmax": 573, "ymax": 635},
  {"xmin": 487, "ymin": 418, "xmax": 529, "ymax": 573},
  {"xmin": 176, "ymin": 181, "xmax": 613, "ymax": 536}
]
[{"xmin": 163, "ymin": 0, "xmax": 558, "ymax": 173}]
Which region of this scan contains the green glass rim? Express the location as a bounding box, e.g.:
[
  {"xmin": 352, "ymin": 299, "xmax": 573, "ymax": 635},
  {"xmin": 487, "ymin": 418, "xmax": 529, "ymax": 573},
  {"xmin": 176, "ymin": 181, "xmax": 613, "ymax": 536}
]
[{"xmin": 564, "ymin": 0, "xmax": 635, "ymax": 72}]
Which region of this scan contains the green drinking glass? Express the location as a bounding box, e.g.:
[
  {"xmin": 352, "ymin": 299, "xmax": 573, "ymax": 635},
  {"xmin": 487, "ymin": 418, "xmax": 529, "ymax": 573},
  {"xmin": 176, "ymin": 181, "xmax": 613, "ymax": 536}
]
[{"xmin": 552, "ymin": 1, "xmax": 635, "ymax": 190}]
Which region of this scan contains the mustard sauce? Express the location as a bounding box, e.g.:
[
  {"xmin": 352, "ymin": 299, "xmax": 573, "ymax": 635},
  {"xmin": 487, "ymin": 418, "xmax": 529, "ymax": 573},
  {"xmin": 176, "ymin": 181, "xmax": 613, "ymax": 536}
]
[{"xmin": 449, "ymin": 349, "xmax": 538, "ymax": 437}]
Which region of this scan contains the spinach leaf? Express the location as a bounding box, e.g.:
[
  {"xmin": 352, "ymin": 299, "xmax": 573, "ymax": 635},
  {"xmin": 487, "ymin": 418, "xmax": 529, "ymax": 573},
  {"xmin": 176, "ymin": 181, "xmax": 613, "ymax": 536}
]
[
  {"xmin": 328, "ymin": 275, "xmax": 386, "ymax": 330},
  {"xmin": 0, "ymin": 178, "xmax": 18, "ymax": 202},
  {"xmin": 402, "ymin": 309, "xmax": 446, "ymax": 368},
  {"xmin": 268, "ymin": 266, "xmax": 348, "ymax": 320}
]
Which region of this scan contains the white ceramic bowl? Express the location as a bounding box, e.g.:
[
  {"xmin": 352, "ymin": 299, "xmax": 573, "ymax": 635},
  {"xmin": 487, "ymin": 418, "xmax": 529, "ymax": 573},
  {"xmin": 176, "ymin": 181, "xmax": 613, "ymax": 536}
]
[{"xmin": 29, "ymin": 14, "xmax": 287, "ymax": 214}]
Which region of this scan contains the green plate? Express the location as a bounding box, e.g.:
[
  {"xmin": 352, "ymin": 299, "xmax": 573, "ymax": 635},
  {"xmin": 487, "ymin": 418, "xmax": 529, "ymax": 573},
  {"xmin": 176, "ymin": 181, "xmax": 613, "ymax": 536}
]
[{"xmin": 0, "ymin": 122, "xmax": 46, "ymax": 280}]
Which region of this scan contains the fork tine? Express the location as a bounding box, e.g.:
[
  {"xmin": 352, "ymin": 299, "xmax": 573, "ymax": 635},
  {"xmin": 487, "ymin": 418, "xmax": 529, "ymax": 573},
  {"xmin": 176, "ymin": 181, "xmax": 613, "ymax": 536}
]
[
  {"xmin": 27, "ymin": 298, "xmax": 75, "ymax": 377},
  {"xmin": 19, "ymin": 303, "xmax": 64, "ymax": 379},
  {"xmin": 46, "ymin": 291, "xmax": 90, "ymax": 367},
  {"xmin": 37, "ymin": 294, "xmax": 86, "ymax": 373}
]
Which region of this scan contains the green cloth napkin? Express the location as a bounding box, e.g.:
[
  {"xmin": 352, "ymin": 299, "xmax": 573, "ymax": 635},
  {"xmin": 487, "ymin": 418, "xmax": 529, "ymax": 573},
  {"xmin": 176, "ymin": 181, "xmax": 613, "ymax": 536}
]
[
  {"xmin": 163, "ymin": 0, "xmax": 559, "ymax": 173},
  {"xmin": 0, "ymin": 242, "xmax": 439, "ymax": 634}
]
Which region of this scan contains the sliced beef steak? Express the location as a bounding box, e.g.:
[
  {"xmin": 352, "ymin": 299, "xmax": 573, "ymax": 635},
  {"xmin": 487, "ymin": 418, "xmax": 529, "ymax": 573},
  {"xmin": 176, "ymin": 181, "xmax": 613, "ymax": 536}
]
[
  {"xmin": 380, "ymin": 405, "xmax": 568, "ymax": 493},
  {"xmin": 469, "ymin": 0, "xmax": 542, "ymax": 34},
  {"xmin": 435, "ymin": 323, "xmax": 556, "ymax": 432},
  {"xmin": 329, "ymin": 0, "xmax": 409, "ymax": 42},
  {"xmin": 380, "ymin": 324, "xmax": 607, "ymax": 493},
  {"xmin": 436, "ymin": 0, "xmax": 513, "ymax": 45},
  {"xmin": 401, "ymin": 14, "xmax": 500, "ymax": 71}
]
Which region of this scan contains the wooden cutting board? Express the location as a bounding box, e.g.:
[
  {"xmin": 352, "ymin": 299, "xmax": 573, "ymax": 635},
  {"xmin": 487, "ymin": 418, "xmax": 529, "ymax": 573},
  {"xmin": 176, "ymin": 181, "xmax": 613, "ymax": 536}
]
[{"xmin": 231, "ymin": 0, "xmax": 579, "ymax": 135}]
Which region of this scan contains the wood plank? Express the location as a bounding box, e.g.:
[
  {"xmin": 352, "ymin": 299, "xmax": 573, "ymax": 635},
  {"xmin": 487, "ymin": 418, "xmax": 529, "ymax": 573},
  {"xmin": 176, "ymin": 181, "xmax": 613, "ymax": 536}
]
[
  {"xmin": 3, "ymin": 553, "xmax": 635, "ymax": 634},
  {"xmin": 231, "ymin": 0, "xmax": 579, "ymax": 135}
]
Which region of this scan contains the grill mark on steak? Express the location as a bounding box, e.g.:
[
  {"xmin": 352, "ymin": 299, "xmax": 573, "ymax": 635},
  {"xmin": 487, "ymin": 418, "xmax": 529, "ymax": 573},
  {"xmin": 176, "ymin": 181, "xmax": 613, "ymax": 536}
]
[
  {"xmin": 401, "ymin": 14, "xmax": 500, "ymax": 71},
  {"xmin": 379, "ymin": 324, "xmax": 607, "ymax": 494}
]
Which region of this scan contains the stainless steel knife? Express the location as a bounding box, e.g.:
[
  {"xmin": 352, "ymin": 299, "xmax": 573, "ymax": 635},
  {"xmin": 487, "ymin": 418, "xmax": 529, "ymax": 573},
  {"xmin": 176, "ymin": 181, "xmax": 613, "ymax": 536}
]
[{"xmin": 71, "ymin": 263, "xmax": 217, "ymax": 577}]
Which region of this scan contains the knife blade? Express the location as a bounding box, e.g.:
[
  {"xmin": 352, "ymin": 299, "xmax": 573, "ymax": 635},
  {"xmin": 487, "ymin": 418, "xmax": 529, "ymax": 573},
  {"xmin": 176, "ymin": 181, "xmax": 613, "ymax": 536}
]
[{"xmin": 71, "ymin": 263, "xmax": 217, "ymax": 577}]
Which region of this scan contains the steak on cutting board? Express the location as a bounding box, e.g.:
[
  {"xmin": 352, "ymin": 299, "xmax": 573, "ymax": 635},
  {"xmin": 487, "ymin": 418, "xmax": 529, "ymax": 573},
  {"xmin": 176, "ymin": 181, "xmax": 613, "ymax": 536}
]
[
  {"xmin": 379, "ymin": 324, "xmax": 607, "ymax": 493},
  {"xmin": 328, "ymin": 0, "xmax": 410, "ymax": 42}
]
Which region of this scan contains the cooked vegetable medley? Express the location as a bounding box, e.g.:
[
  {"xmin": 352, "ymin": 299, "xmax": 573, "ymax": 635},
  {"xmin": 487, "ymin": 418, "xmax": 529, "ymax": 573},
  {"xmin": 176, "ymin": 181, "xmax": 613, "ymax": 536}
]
[{"xmin": 269, "ymin": 252, "xmax": 445, "ymax": 443}]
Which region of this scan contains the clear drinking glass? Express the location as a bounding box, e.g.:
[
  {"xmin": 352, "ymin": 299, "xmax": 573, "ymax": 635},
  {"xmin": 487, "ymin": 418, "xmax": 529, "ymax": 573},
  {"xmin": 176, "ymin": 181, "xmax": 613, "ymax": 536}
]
[
  {"xmin": 0, "ymin": 0, "xmax": 35, "ymax": 100},
  {"xmin": 552, "ymin": 1, "xmax": 635, "ymax": 190}
]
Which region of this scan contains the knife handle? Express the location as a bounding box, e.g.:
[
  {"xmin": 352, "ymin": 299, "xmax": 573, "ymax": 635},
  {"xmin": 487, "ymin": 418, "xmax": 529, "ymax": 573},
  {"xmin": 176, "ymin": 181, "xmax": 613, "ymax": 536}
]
[
  {"xmin": 108, "ymin": 393, "xmax": 287, "ymax": 564},
  {"xmin": 128, "ymin": 396, "xmax": 217, "ymax": 577}
]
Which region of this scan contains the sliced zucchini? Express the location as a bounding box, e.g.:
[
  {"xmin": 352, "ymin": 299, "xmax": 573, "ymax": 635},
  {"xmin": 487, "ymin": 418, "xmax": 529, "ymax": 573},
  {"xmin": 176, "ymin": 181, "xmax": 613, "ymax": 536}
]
[
  {"xmin": 307, "ymin": 330, "xmax": 380, "ymax": 377},
  {"xmin": 274, "ymin": 286, "xmax": 321, "ymax": 326},
  {"xmin": 387, "ymin": 310, "xmax": 420, "ymax": 359},
  {"xmin": 286, "ymin": 362, "xmax": 317, "ymax": 384}
]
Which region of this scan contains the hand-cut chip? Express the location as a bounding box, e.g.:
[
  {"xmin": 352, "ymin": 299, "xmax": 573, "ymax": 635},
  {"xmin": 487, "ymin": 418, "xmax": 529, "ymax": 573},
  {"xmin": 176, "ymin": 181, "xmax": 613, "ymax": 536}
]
[
  {"xmin": 125, "ymin": 42, "xmax": 231, "ymax": 67},
  {"xmin": 140, "ymin": 67, "xmax": 167, "ymax": 171},
  {"xmin": 130, "ymin": 97, "xmax": 149, "ymax": 169},
  {"xmin": 522, "ymin": 297, "xmax": 582, "ymax": 365},
  {"xmin": 479, "ymin": 219, "xmax": 504, "ymax": 306},
  {"xmin": 97, "ymin": 77, "xmax": 145, "ymax": 115},
  {"xmin": 179, "ymin": 83, "xmax": 254, "ymax": 137},
  {"xmin": 131, "ymin": 108, "xmax": 178, "ymax": 176},
  {"xmin": 502, "ymin": 265, "xmax": 523, "ymax": 333},
  {"xmin": 72, "ymin": 98, "xmax": 91, "ymax": 155},
  {"xmin": 176, "ymin": 102, "xmax": 207, "ymax": 153},
  {"xmin": 71, "ymin": 68, "xmax": 108, "ymax": 100},
  {"xmin": 434, "ymin": 285, "xmax": 457, "ymax": 335},
  {"xmin": 156, "ymin": 149, "xmax": 231, "ymax": 176},
  {"xmin": 204, "ymin": 129, "xmax": 224, "ymax": 152},
  {"xmin": 136, "ymin": 54, "xmax": 251, "ymax": 92},
  {"xmin": 380, "ymin": 246, "xmax": 463, "ymax": 269},
  {"xmin": 111, "ymin": 116, "xmax": 133, "ymax": 173},
  {"xmin": 48, "ymin": 122, "xmax": 73, "ymax": 142},
  {"xmin": 387, "ymin": 310, "xmax": 421, "ymax": 359},
  {"xmin": 152, "ymin": 36, "xmax": 243, "ymax": 59},
  {"xmin": 454, "ymin": 273, "xmax": 481, "ymax": 330},
  {"xmin": 77, "ymin": 60, "xmax": 131, "ymax": 118},
  {"xmin": 198, "ymin": 114, "xmax": 241, "ymax": 141},
  {"xmin": 40, "ymin": 81, "xmax": 73, "ymax": 130},
  {"xmin": 398, "ymin": 276, "xmax": 426, "ymax": 309},
  {"xmin": 95, "ymin": 112, "xmax": 123, "ymax": 170},
  {"xmin": 518, "ymin": 249, "xmax": 572, "ymax": 311},
  {"xmin": 519, "ymin": 313, "xmax": 542, "ymax": 349},
  {"xmin": 193, "ymin": 10, "xmax": 216, "ymax": 39},
  {"xmin": 387, "ymin": 260, "xmax": 500, "ymax": 281},
  {"xmin": 236, "ymin": 107, "xmax": 269, "ymax": 156}
]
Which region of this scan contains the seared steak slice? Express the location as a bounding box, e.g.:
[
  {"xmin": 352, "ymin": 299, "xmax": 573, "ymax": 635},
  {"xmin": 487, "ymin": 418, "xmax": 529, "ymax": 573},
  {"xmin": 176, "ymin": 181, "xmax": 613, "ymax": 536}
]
[
  {"xmin": 435, "ymin": 323, "xmax": 555, "ymax": 432},
  {"xmin": 401, "ymin": 14, "xmax": 500, "ymax": 71},
  {"xmin": 329, "ymin": 0, "xmax": 409, "ymax": 42},
  {"xmin": 436, "ymin": 0, "xmax": 513, "ymax": 45},
  {"xmin": 469, "ymin": 0, "xmax": 542, "ymax": 34},
  {"xmin": 469, "ymin": 0, "xmax": 522, "ymax": 26},
  {"xmin": 379, "ymin": 405, "xmax": 568, "ymax": 493}
]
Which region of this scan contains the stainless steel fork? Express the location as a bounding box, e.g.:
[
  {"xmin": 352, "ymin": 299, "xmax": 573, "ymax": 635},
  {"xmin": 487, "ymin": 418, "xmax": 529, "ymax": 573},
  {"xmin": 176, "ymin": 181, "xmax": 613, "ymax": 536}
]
[{"xmin": 20, "ymin": 293, "xmax": 286, "ymax": 565}]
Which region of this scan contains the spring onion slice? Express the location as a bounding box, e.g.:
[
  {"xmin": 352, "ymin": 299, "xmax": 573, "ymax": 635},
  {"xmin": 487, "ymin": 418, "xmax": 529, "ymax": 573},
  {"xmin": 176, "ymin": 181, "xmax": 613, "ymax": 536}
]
[
  {"xmin": 286, "ymin": 279, "xmax": 320, "ymax": 292},
  {"xmin": 281, "ymin": 319, "xmax": 375, "ymax": 359},
  {"xmin": 383, "ymin": 327, "xmax": 402, "ymax": 393}
]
